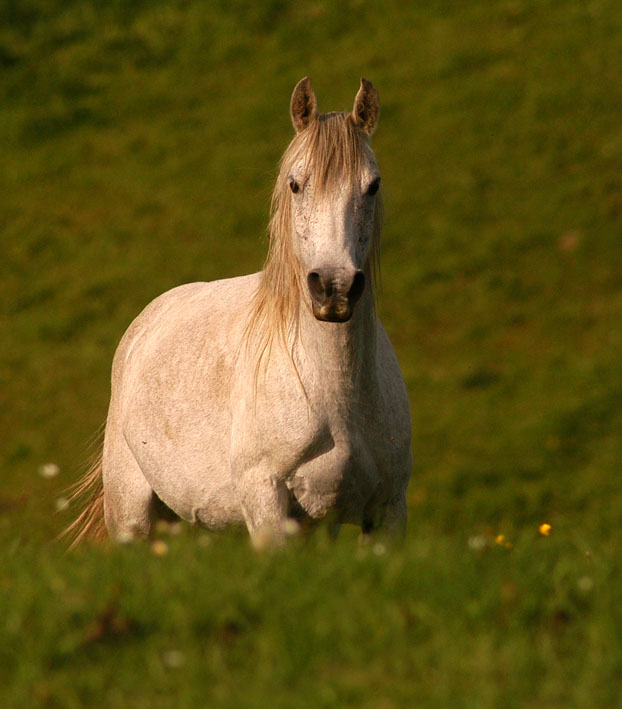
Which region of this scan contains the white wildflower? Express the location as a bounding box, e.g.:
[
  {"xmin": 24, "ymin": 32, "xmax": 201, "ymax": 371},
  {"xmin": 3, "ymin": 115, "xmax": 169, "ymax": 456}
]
[
  {"xmin": 116, "ymin": 530, "xmax": 134, "ymax": 545},
  {"xmin": 55, "ymin": 497, "xmax": 70, "ymax": 512},
  {"xmin": 38, "ymin": 463, "xmax": 60, "ymax": 479},
  {"xmin": 281, "ymin": 518, "xmax": 301, "ymax": 537},
  {"xmin": 577, "ymin": 576, "xmax": 594, "ymax": 594},
  {"xmin": 468, "ymin": 535, "xmax": 487, "ymax": 552},
  {"xmin": 162, "ymin": 650, "xmax": 185, "ymax": 669}
]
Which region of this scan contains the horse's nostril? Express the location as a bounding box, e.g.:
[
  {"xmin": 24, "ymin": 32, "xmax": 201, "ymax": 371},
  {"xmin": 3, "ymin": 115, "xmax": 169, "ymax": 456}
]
[
  {"xmin": 308, "ymin": 268, "xmax": 364, "ymax": 314},
  {"xmin": 307, "ymin": 271, "xmax": 325, "ymax": 302},
  {"xmin": 348, "ymin": 270, "xmax": 365, "ymax": 304}
]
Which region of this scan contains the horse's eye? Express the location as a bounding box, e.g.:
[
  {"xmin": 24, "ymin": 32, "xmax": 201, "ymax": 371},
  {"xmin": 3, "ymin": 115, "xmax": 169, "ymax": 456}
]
[
  {"xmin": 289, "ymin": 179, "xmax": 300, "ymax": 194},
  {"xmin": 366, "ymin": 177, "xmax": 381, "ymax": 196}
]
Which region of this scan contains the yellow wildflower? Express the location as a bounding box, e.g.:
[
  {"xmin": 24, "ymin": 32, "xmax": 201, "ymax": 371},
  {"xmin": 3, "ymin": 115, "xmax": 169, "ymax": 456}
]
[
  {"xmin": 539, "ymin": 523, "xmax": 552, "ymax": 536},
  {"xmin": 151, "ymin": 540, "xmax": 169, "ymax": 556},
  {"xmin": 495, "ymin": 534, "xmax": 512, "ymax": 549}
]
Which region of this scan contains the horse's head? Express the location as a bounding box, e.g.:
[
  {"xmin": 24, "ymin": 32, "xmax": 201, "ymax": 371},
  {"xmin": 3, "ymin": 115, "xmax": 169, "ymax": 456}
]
[{"xmin": 280, "ymin": 77, "xmax": 382, "ymax": 323}]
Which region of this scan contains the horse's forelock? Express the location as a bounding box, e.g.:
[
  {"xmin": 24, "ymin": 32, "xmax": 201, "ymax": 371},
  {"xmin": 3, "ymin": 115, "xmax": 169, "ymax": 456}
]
[{"xmin": 279, "ymin": 112, "xmax": 371, "ymax": 196}]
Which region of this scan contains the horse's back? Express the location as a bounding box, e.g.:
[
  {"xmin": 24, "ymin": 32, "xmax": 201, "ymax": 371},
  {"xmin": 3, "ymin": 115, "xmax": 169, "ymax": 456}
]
[{"xmin": 114, "ymin": 274, "xmax": 260, "ymax": 373}]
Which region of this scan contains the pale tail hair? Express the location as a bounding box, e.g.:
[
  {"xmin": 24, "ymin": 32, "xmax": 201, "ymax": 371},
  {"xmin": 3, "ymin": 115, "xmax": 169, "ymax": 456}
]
[{"xmin": 60, "ymin": 424, "xmax": 107, "ymax": 548}]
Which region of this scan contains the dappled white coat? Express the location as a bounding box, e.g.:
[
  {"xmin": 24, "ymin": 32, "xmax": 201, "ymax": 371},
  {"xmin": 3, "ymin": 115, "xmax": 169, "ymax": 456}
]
[{"xmin": 92, "ymin": 78, "xmax": 412, "ymax": 546}]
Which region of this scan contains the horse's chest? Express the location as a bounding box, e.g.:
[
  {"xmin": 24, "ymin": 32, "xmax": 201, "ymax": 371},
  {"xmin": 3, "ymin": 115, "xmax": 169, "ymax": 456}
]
[{"xmin": 287, "ymin": 425, "xmax": 381, "ymax": 521}]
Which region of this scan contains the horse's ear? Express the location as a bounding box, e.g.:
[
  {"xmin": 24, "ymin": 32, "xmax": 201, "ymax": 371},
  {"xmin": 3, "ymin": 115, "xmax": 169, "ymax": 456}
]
[
  {"xmin": 350, "ymin": 77, "xmax": 379, "ymax": 136},
  {"xmin": 290, "ymin": 77, "xmax": 318, "ymax": 133}
]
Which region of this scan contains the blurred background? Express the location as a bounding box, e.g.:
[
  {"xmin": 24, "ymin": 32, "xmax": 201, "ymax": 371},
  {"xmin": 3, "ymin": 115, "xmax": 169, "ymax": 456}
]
[{"xmin": 1, "ymin": 1, "xmax": 621, "ymax": 704}]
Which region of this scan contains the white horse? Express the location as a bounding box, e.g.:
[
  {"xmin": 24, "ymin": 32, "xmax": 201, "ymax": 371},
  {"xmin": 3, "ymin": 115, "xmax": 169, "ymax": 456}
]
[{"xmin": 69, "ymin": 78, "xmax": 412, "ymax": 547}]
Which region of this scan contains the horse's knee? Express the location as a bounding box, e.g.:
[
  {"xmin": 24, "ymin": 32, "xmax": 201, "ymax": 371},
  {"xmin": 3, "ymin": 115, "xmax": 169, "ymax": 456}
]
[
  {"xmin": 235, "ymin": 467, "xmax": 289, "ymax": 541},
  {"xmin": 362, "ymin": 495, "xmax": 407, "ymax": 538},
  {"xmin": 381, "ymin": 496, "xmax": 408, "ymax": 537}
]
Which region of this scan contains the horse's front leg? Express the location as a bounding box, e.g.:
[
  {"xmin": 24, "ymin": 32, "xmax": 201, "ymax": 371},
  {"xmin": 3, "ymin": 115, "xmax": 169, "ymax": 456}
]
[
  {"xmin": 379, "ymin": 494, "xmax": 408, "ymax": 538},
  {"xmin": 234, "ymin": 463, "xmax": 290, "ymax": 547},
  {"xmin": 363, "ymin": 493, "xmax": 407, "ymax": 540}
]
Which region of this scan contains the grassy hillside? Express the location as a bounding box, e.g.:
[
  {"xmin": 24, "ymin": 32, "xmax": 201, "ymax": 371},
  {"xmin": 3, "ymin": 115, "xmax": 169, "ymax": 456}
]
[{"xmin": 2, "ymin": 0, "xmax": 622, "ymax": 705}]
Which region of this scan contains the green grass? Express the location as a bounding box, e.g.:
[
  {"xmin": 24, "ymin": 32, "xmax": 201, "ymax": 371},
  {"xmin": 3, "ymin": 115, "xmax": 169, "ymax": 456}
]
[
  {"xmin": 2, "ymin": 0, "xmax": 622, "ymax": 705},
  {"xmin": 3, "ymin": 527, "xmax": 622, "ymax": 708}
]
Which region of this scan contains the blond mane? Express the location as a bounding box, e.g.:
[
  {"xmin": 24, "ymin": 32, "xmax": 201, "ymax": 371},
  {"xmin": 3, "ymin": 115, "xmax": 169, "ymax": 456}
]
[{"xmin": 245, "ymin": 112, "xmax": 383, "ymax": 370}]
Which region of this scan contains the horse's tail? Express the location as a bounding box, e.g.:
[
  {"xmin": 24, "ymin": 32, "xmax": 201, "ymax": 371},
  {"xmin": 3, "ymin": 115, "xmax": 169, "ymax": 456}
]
[{"xmin": 60, "ymin": 425, "xmax": 107, "ymax": 549}]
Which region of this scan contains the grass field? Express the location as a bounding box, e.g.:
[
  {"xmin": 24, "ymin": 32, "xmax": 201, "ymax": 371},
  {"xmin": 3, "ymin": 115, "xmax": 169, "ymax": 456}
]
[{"xmin": 2, "ymin": 1, "xmax": 622, "ymax": 706}]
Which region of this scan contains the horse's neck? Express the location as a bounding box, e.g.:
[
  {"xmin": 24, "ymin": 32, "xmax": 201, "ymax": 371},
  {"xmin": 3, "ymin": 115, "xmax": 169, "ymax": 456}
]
[{"xmin": 296, "ymin": 287, "xmax": 378, "ymax": 400}]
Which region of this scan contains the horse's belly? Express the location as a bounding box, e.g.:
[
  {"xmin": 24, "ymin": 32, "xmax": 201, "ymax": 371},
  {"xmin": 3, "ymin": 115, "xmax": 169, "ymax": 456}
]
[{"xmin": 124, "ymin": 419, "xmax": 237, "ymax": 522}]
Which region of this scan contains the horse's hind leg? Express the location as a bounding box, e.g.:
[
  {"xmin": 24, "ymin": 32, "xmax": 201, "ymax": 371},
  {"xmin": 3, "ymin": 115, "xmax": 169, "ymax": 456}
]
[{"xmin": 102, "ymin": 426, "xmax": 157, "ymax": 541}]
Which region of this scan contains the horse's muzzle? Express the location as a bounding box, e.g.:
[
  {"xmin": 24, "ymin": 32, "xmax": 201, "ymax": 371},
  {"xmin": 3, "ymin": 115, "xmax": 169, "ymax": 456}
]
[{"xmin": 307, "ymin": 268, "xmax": 365, "ymax": 322}]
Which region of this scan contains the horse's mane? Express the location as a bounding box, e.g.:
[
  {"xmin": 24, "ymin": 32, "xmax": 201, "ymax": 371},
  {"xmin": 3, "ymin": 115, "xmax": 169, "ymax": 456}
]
[{"xmin": 245, "ymin": 112, "xmax": 383, "ymax": 371}]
